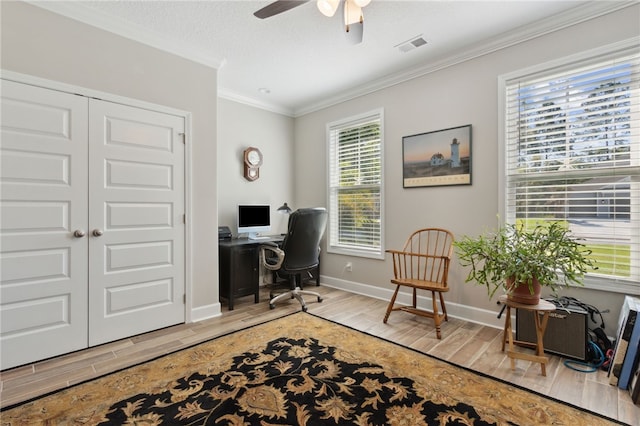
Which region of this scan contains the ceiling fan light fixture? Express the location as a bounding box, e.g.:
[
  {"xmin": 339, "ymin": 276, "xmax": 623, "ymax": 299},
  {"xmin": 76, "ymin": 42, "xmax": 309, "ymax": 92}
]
[
  {"xmin": 353, "ymin": 0, "xmax": 371, "ymax": 7},
  {"xmin": 317, "ymin": 0, "xmax": 339, "ymax": 17},
  {"xmin": 344, "ymin": 0, "xmax": 364, "ymax": 44},
  {"xmin": 344, "ymin": 0, "xmax": 363, "ymax": 26}
]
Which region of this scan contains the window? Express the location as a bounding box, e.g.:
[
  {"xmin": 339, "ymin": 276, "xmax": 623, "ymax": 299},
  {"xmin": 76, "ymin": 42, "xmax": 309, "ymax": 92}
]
[
  {"xmin": 500, "ymin": 41, "xmax": 640, "ymax": 294},
  {"xmin": 327, "ymin": 109, "xmax": 384, "ymax": 259}
]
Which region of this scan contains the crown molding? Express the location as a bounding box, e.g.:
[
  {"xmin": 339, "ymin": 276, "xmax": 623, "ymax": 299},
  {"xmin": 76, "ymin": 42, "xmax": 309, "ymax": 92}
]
[
  {"xmin": 218, "ymin": 88, "xmax": 295, "ymax": 117},
  {"xmin": 292, "ymin": 0, "xmax": 638, "ymax": 117},
  {"xmin": 27, "ymin": 0, "xmax": 225, "ymax": 70}
]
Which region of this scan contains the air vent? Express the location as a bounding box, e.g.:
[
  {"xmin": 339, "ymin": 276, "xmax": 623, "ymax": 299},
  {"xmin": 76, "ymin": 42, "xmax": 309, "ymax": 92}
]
[{"xmin": 396, "ymin": 35, "xmax": 428, "ymax": 53}]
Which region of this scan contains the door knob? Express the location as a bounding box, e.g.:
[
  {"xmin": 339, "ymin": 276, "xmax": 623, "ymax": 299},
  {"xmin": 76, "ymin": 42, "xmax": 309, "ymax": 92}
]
[
  {"xmin": 73, "ymin": 229, "xmax": 86, "ymax": 238},
  {"xmin": 92, "ymin": 229, "xmax": 104, "ymax": 237}
]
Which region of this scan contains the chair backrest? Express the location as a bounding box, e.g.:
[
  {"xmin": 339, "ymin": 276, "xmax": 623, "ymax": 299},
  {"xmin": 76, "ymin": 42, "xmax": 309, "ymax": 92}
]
[
  {"xmin": 280, "ymin": 208, "xmax": 328, "ymax": 273},
  {"xmin": 399, "ymin": 228, "xmax": 454, "ymax": 286}
]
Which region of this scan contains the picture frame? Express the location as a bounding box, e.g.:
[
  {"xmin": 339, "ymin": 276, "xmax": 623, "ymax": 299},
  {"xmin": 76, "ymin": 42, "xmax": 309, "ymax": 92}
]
[{"xmin": 402, "ymin": 124, "xmax": 472, "ymax": 188}]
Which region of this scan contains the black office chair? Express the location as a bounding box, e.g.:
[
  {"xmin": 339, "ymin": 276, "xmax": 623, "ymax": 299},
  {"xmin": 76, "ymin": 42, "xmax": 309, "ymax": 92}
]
[{"xmin": 260, "ymin": 207, "xmax": 327, "ymax": 311}]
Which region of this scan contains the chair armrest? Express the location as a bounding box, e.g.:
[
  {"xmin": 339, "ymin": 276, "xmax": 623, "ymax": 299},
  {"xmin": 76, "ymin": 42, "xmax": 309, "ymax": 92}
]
[
  {"xmin": 260, "ymin": 244, "xmax": 285, "ymax": 270},
  {"xmin": 386, "ymin": 249, "xmax": 450, "ymax": 261}
]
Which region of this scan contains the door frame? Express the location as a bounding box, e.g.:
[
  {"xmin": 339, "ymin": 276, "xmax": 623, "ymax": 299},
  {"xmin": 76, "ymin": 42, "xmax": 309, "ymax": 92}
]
[{"xmin": 2, "ymin": 70, "xmax": 195, "ymax": 323}]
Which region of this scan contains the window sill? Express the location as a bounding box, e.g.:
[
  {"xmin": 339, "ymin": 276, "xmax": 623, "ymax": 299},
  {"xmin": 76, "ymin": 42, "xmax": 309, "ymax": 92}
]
[
  {"xmin": 327, "ymin": 246, "xmax": 385, "ymax": 260},
  {"xmin": 580, "ymin": 275, "xmax": 640, "ymax": 296}
]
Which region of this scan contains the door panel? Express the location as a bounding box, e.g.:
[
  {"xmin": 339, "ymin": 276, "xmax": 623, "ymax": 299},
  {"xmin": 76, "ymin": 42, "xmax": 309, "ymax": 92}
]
[
  {"xmin": 106, "ymin": 240, "xmax": 173, "ymax": 271},
  {"xmin": 107, "ymin": 203, "xmax": 173, "ymax": 228},
  {"xmin": 1, "ymin": 248, "xmax": 70, "ymax": 284},
  {"xmin": 88, "ymin": 100, "xmax": 185, "ymax": 346},
  {"xmin": 106, "ymin": 159, "xmax": 173, "ymax": 189},
  {"xmin": 1, "ymin": 150, "xmax": 70, "ymax": 184},
  {"xmin": 106, "ymin": 278, "xmax": 174, "ymax": 314},
  {"xmin": 0, "ymin": 80, "xmax": 89, "ymax": 370}
]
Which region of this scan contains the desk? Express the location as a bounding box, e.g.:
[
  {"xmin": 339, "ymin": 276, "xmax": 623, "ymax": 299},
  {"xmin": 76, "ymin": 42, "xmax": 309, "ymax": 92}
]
[
  {"xmin": 219, "ymin": 236, "xmax": 283, "ymax": 310},
  {"xmin": 499, "ymin": 294, "xmax": 556, "ymax": 376}
]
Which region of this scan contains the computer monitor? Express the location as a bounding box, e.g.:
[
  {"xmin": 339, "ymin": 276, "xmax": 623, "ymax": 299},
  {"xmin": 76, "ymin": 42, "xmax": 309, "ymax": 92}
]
[{"xmin": 237, "ymin": 204, "xmax": 271, "ymax": 239}]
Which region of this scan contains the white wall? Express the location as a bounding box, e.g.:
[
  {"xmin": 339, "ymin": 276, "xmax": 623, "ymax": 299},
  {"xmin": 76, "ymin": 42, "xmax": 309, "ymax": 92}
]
[
  {"xmin": 1, "ymin": 2, "xmax": 220, "ymax": 316},
  {"xmin": 293, "ymin": 5, "xmax": 640, "ymax": 336},
  {"xmin": 217, "ymin": 99, "xmax": 295, "ymax": 237}
]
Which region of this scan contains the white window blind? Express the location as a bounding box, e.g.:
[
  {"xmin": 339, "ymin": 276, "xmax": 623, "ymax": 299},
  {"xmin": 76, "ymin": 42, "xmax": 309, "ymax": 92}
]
[
  {"xmin": 503, "ymin": 46, "xmax": 640, "ymax": 292},
  {"xmin": 327, "ymin": 109, "xmax": 384, "ymax": 258}
]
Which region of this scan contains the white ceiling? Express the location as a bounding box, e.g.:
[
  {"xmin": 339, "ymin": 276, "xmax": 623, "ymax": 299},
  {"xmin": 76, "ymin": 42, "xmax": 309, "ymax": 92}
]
[{"xmin": 33, "ymin": 1, "xmax": 633, "ymax": 116}]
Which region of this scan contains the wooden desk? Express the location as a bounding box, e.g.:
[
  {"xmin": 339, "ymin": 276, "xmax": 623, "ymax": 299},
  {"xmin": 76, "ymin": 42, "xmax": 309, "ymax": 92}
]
[
  {"xmin": 499, "ymin": 294, "xmax": 556, "ymax": 376},
  {"xmin": 219, "ymin": 236, "xmax": 284, "ymax": 310}
]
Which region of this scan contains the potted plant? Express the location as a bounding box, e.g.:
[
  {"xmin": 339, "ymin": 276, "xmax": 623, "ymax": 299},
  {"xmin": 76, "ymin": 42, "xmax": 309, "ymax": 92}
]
[{"xmin": 453, "ymin": 221, "xmax": 596, "ymax": 305}]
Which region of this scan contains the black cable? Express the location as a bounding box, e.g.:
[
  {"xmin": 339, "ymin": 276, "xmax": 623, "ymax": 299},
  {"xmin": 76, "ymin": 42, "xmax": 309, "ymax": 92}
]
[
  {"xmin": 497, "ymin": 304, "xmax": 506, "ymax": 319},
  {"xmin": 548, "ymin": 296, "xmax": 608, "ymax": 329}
]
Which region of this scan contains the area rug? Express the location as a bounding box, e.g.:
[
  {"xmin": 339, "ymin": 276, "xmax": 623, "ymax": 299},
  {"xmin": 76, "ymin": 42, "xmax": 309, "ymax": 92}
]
[{"xmin": 1, "ymin": 312, "xmax": 618, "ymax": 425}]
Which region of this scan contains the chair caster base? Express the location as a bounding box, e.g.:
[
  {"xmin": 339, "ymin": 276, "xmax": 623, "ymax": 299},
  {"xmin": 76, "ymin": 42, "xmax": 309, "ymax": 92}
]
[{"xmin": 268, "ymin": 287, "xmax": 322, "ymax": 312}]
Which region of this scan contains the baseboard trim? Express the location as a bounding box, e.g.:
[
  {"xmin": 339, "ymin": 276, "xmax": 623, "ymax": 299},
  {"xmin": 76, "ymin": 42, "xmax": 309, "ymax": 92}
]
[
  {"xmin": 189, "ymin": 277, "xmax": 508, "ymax": 330},
  {"xmin": 321, "ymin": 275, "xmax": 506, "ymax": 330},
  {"xmin": 189, "ymin": 302, "xmax": 222, "ymax": 323}
]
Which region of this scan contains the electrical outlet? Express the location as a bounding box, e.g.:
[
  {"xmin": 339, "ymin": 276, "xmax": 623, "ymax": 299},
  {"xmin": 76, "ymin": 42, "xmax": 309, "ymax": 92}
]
[{"xmin": 345, "ymin": 262, "xmax": 352, "ymax": 272}]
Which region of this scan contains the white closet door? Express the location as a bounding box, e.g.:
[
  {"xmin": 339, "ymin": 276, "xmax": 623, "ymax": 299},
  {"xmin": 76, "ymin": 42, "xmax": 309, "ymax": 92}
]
[
  {"xmin": 0, "ymin": 80, "xmax": 89, "ymax": 369},
  {"xmin": 88, "ymin": 99, "xmax": 185, "ymax": 345}
]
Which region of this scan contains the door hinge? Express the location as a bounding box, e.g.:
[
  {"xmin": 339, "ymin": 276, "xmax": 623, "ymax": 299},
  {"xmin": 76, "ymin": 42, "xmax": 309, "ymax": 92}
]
[
  {"xmin": 179, "ymin": 132, "xmax": 185, "ymax": 144},
  {"xmin": 183, "ymin": 214, "xmax": 186, "ymax": 224},
  {"xmin": 183, "ymin": 294, "xmax": 186, "ymax": 304}
]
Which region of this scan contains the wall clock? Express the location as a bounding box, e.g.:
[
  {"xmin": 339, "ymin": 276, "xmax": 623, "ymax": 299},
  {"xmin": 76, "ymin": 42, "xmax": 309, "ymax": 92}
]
[{"xmin": 243, "ymin": 147, "xmax": 263, "ymax": 181}]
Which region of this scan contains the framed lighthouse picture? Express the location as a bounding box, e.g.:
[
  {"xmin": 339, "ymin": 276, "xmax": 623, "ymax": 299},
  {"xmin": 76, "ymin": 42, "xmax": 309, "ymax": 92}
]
[{"xmin": 402, "ymin": 124, "xmax": 472, "ymax": 188}]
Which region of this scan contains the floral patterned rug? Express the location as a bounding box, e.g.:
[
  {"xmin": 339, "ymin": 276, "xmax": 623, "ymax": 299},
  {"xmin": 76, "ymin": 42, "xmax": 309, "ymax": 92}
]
[{"xmin": 1, "ymin": 312, "xmax": 618, "ymax": 425}]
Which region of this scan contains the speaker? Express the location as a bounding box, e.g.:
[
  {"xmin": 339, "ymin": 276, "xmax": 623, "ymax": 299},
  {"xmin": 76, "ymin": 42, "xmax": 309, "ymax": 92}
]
[{"xmin": 516, "ymin": 301, "xmax": 588, "ymax": 361}]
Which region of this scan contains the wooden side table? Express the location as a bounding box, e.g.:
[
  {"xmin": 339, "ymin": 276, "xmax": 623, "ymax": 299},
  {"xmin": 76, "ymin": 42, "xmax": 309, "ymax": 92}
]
[{"xmin": 499, "ymin": 294, "xmax": 556, "ymax": 376}]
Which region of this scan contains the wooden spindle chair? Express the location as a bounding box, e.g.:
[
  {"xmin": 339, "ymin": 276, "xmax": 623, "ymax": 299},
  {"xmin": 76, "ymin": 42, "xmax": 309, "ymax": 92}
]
[{"xmin": 383, "ymin": 228, "xmax": 454, "ymax": 339}]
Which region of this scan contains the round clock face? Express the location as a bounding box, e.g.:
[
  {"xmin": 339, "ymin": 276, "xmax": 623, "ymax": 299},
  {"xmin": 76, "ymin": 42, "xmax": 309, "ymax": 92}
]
[{"xmin": 248, "ymin": 150, "xmax": 261, "ymax": 166}]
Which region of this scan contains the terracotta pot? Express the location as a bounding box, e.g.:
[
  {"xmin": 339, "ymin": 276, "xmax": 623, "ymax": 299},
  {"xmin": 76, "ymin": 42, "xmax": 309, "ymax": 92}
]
[{"xmin": 507, "ymin": 276, "xmax": 541, "ymax": 305}]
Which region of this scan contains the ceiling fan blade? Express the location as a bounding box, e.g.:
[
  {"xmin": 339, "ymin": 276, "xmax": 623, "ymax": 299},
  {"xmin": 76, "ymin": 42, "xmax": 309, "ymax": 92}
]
[{"xmin": 254, "ymin": 0, "xmax": 309, "ymax": 19}]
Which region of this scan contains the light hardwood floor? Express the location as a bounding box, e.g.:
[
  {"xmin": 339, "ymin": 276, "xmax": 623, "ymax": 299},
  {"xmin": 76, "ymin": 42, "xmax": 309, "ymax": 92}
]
[{"xmin": 1, "ymin": 285, "xmax": 638, "ymax": 424}]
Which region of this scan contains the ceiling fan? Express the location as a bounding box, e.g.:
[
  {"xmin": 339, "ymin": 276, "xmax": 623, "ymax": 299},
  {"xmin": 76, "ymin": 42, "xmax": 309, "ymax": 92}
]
[{"xmin": 254, "ymin": 0, "xmax": 372, "ymax": 44}]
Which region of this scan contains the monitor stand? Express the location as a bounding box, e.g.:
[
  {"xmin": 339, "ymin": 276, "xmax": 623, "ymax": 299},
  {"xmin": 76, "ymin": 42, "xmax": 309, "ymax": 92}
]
[{"xmin": 248, "ymin": 233, "xmax": 268, "ymax": 240}]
